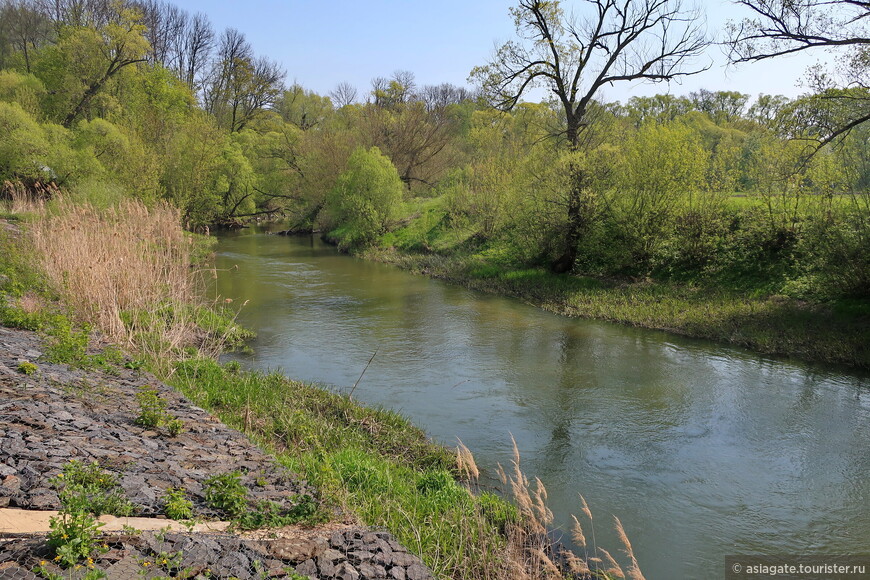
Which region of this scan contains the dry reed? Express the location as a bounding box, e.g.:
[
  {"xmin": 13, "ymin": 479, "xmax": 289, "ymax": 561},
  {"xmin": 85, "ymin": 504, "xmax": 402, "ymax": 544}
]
[
  {"xmin": 492, "ymin": 436, "xmax": 645, "ymax": 580},
  {"xmin": 25, "ymin": 197, "xmax": 223, "ymax": 366}
]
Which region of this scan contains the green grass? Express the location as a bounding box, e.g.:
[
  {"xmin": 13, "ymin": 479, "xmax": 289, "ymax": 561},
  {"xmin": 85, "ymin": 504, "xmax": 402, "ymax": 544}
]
[{"xmin": 167, "ymin": 358, "xmax": 518, "ymax": 578}]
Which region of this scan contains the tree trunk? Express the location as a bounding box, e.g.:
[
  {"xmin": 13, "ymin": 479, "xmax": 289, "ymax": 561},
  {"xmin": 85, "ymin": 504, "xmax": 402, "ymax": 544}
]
[{"xmin": 550, "ymin": 116, "xmax": 586, "ymax": 274}]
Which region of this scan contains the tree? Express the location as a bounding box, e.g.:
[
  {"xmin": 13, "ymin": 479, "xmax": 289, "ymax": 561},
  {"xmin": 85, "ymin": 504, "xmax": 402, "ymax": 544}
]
[
  {"xmin": 471, "ymin": 0, "xmax": 709, "ymax": 273},
  {"xmin": 0, "ymin": 0, "xmax": 53, "ymax": 72},
  {"xmin": 38, "ymin": 3, "xmax": 151, "ymax": 127},
  {"xmin": 727, "ymin": 1, "xmax": 870, "ymax": 145},
  {"xmin": 325, "ymin": 146, "xmax": 404, "ymax": 249},
  {"xmin": 277, "ymin": 84, "xmax": 332, "ymax": 130},
  {"xmin": 202, "ymin": 28, "xmax": 284, "ymax": 132},
  {"xmin": 689, "ymin": 89, "xmax": 750, "ymax": 124},
  {"xmin": 329, "ymin": 81, "xmax": 357, "ymax": 108}
]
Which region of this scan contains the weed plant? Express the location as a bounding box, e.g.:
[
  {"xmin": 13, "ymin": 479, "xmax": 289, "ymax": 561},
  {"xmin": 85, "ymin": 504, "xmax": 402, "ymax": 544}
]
[
  {"xmin": 50, "ymin": 460, "xmax": 133, "ymax": 518},
  {"xmin": 161, "ymin": 488, "xmax": 193, "ymax": 520}
]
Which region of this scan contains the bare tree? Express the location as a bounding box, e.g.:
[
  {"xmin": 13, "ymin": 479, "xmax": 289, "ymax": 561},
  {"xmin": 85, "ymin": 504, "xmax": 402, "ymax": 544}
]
[
  {"xmin": 330, "ymin": 81, "xmax": 358, "ymax": 108},
  {"xmin": 419, "ymin": 82, "xmax": 475, "ymax": 111},
  {"xmin": 173, "ymin": 11, "xmax": 214, "ymax": 93},
  {"xmin": 133, "ymin": 0, "xmax": 186, "ymax": 66},
  {"xmin": 203, "ymin": 28, "xmax": 284, "ymax": 132},
  {"xmin": 0, "ymin": 0, "xmax": 52, "ymax": 72},
  {"xmin": 727, "ymin": 0, "xmax": 870, "ymax": 63},
  {"xmin": 471, "ymin": 0, "xmax": 709, "ymax": 273},
  {"xmin": 727, "ymin": 1, "xmax": 870, "ymax": 147}
]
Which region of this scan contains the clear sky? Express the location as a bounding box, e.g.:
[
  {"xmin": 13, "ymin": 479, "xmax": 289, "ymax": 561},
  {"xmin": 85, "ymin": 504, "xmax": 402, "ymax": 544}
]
[{"xmin": 166, "ymin": 0, "xmax": 833, "ymax": 104}]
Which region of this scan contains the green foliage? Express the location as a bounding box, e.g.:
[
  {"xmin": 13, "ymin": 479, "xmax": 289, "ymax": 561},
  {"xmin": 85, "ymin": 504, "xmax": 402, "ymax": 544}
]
[
  {"xmin": 162, "ymin": 487, "xmax": 194, "ymax": 520},
  {"xmin": 134, "ymin": 386, "xmax": 184, "ymax": 435},
  {"xmin": 325, "ymin": 146, "xmax": 405, "ymax": 249},
  {"xmin": 43, "ymin": 317, "xmax": 90, "ymax": 366},
  {"xmin": 202, "ymin": 471, "xmax": 248, "ymax": 518},
  {"xmin": 47, "ymin": 509, "xmax": 107, "ymax": 568},
  {"xmin": 50, "ymin": 460, "xmax": 133, "ymax": 518},
  {"xmin": 0, "ymin": 101, "xmax": 51, "ymax": 179},
  {"xmin": 17, "ymin": 360, "xmax": 38, "ymax": 374},
  {"xmin": 134, "ymin": 386, "xmax": 168, "ymax": 428},
  {"xmin": 0, "ymin": 70, "xmax": 46, "ymax": 116}
]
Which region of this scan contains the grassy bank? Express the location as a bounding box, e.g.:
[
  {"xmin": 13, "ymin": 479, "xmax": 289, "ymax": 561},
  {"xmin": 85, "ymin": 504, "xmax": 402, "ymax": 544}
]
[
  {"xmin": 360, "ymin": 247, "xmax": 870, "ymax": 369},
  {"xmin": 0, "ymin": 195, "xmax": 643, "ymax": 579}
]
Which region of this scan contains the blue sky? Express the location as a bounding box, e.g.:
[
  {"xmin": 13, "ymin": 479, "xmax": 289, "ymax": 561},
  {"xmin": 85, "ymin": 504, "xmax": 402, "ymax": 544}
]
[{"xmin": 167, "ymin": 0, "xmax": 831, "ymax": 104}]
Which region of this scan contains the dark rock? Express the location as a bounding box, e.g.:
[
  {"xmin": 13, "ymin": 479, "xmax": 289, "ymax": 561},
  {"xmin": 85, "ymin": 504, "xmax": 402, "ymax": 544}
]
[
  {"xmin": 389, "ymin": 552, "xmax": 418, "ymax": 567},
  {"xmin": 359, "ymin": 561, "xmax": 387, "ymax": 579},
  {"xmin": 336, "ymin": 561, "xmax": 361, "ymax": 580},
  {"xmin": 296, "ymin": 559, "xmax": 318, "ymax": 577}
]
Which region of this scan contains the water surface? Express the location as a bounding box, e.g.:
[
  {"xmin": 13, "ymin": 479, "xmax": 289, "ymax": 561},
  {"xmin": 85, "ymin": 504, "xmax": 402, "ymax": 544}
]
[{"xmin": 212, "ymin": 229, "xmax": 870, "ymax": 579}]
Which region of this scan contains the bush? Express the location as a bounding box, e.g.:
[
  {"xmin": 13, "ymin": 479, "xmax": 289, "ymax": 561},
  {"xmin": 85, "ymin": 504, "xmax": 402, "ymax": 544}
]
[{"xmin": 324, "ymin": 146, "xmax": 404, "ymax": 249}]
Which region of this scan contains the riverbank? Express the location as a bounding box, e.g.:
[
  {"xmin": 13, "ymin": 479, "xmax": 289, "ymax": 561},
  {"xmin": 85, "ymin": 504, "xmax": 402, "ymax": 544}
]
[
  {"xmin": 1, "ymin": 205, "xmax": 624, "ymax": 579},
  {"xmin": 359, "ymin": 247, "xmax": 870, "ymax": 369},
  {"xmin": 0, "ymin": 323, "xmax": 438, "ymax": 580}
]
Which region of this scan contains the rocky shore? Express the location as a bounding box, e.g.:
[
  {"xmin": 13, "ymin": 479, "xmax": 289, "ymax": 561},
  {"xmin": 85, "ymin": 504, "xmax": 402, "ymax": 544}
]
[{"xmin": 0, "ymin": 324, "xmax": 436, "ymax": 580}]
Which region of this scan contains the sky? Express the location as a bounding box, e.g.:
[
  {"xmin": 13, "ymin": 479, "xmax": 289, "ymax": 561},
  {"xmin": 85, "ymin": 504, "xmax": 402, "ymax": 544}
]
[{"xmin": 165, "ymin": 0, "xmax": 834, "ymax": 104}]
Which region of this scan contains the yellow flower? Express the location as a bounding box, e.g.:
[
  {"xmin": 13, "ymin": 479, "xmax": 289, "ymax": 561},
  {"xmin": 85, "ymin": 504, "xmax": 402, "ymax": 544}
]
[
  {"xmin": 142, "ymin": 561, "xmax": 151, "ymax": 567},
  {"xmin": 61, "ymin": 534, "xmax": 68, "ymax": 539},
  {"xmin": 56, "ymin": 473, "xmax": 64, "ymax": 478},
  {"xmin": 53, "ymin": 556, "xmax": 61, "ymax": 562},
  {"xmin": 39, "ymin": 560, "xmax": 47, "ymax": 566}
]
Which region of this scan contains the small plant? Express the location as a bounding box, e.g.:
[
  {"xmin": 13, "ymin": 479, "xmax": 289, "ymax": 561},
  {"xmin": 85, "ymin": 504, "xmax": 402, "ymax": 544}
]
[
  {"xmin": 162, "ymin": 487, "xmax": 194, "ymax": 520},
  {"xmin": 17, "ymin": 360, "xmax": 38, "ymax": 375},
  {"xmin": 134, "ymin": 386, "xmax": 168, "ymax": 428},
  {"xmin": 134, "ymin": 386, "xmax": 184, "ymax": 435},
  {"xmin": 47, "ymin": 508, "xmax": 107, "ymax": 568},
  {"xmin": 50, "ymin": 460, "xmax": 133, "ymax": 517},
  {"xmin": 124, "ymin": 358, "xmax": 145, "ymax": 371},
  {"xmin": 203, "ymin": 471, "xmax": 248, "ymax": 518},
  {"xmin": 165, "ymin": 417, "xmax": 184, "ymax": 437}
]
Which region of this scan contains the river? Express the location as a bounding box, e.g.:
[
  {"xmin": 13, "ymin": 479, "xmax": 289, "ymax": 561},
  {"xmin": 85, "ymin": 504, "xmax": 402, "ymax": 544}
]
[{"xmin": 211, "ymin": 228, "xmax": 870, "ymax": 579}]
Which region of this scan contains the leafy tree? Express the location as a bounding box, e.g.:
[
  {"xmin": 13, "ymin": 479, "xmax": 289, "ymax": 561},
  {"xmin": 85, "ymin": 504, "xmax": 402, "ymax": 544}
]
[
  {"xmin": 622, "ymin": 93, "xmax": 693, "ymax": 127},
  {"xmin": 277, "ymin": 84, "xmax": 333, "ymax": 130},
  {"xmin": 689, "ymin": 89, "xmax": 750, "ymax": 125},
  {"xmin": 616, "ymin": 121, "xmax": 709, "ymax": 265},
  {"xmin": 325, "ymin": 146, "xmax": 404, "ymax": 248},
  {"xmin": 0, "ymin": 0, "xmax": 53, "ymax": 72},
  {"xmin": 471, "ymin": 0, "xmax": 709, "ymax": 273},
  {"xmin": 0, "ymin": 69, "xmax": 46, "ymax": 115}
]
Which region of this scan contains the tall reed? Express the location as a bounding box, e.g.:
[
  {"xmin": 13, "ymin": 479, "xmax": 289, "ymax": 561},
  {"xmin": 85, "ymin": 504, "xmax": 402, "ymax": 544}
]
[
  {"xmin": 26, "ymin": 197, "xmax": 229, "ymax": 368},
  {"xmin": 494, "ymin": 437, "xmax": 646, "ymax": 580}
]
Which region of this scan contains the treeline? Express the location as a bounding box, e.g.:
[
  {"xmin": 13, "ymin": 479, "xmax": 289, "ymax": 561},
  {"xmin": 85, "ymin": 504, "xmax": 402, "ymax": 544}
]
[{"xmin": 1, "ymin": 0, "xmax": 868, "ymax": 301}]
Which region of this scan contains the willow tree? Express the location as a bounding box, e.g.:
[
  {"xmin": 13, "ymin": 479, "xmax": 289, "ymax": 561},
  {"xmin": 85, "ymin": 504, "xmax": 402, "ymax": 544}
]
[{"xmin": 471, "ymin": 0, "xmax": 709, "ymax": 273}]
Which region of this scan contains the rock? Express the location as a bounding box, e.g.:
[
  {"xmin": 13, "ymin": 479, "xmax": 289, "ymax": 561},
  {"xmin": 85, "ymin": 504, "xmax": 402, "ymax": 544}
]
[
  {"xmin": 406, "ymin": 563, "xmax": 433, "ymax": 580},
  {"xmin": 0, "ymin": 474, "xmax": 21, "ymax": 494},
  {"xmin": 389, "ymin": 566, "xmax": 406, "ymax": 580},
  {"xmin": 267, "ymin": 539, "xmax": 317, "ymax": 561},
  {"xmin": 359, "ymin": 561, "xmax": 387, "ymax": 579},
  {"xmin": 295, "ymin": 559, "xmax": 318, "ymax": 578},
  {"xmin": 0, "ymin": 564, "xmax": 39, "ymax": 579},
  {"xmin": 335, "ymin": 561, "xmax": 361, "ymax": 580},
  {"xmin": 389, "ymin": 552, "xmax": 418, "ymax": 567}
]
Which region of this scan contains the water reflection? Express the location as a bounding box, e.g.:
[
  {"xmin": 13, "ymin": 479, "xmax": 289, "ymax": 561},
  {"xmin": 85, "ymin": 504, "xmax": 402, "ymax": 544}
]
[{"xmin": 213, "ymin": 230, "xmax": 870, "ymax": 580}]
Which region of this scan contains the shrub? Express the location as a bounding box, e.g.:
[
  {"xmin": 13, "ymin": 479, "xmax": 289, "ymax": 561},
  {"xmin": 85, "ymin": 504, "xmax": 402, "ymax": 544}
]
[{"xmin": 324, "ymin": 146, "xmax": 404, "ymax": 249}]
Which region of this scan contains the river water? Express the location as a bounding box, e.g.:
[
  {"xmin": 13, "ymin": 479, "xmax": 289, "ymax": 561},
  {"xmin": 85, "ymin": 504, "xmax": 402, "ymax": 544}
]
[{"xmin": 212, "ymin": 228, "xmax": 870, "ymax": 579}]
